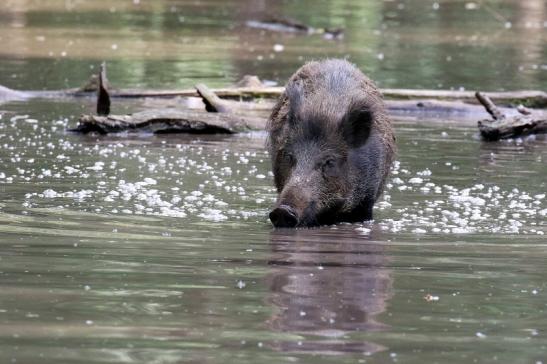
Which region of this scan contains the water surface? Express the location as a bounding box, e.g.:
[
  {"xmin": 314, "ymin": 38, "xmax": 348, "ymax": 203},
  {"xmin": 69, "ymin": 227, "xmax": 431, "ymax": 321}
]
[{"xmin": 1, "ymin": 1, "xmax": 546, "ymax": 363}]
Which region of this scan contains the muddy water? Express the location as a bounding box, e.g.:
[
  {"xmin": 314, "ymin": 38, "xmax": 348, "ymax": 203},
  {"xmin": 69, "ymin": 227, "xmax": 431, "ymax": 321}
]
[{"xmin": 1, "ymin": 1, "xmax": 547, "ymax": 364}]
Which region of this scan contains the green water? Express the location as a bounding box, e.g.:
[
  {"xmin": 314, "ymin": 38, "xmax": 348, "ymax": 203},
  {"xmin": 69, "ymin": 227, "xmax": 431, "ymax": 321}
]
[{"xmin": 1, "ymin": 1, "xmax": 546, "ymax": 363}]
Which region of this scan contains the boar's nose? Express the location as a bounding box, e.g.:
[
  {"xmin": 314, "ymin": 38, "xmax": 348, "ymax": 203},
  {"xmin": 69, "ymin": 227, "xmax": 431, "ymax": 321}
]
[{"xmin": 269, "ymin": 205, "xmax": 298, "ymax": 228}]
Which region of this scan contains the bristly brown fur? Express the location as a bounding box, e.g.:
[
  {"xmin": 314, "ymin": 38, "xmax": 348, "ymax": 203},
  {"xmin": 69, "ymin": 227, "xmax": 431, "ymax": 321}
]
[
  {"xmin": 268, "ymin": 59, "xmax": 395, "ymax": 156},
  {"xmin": 268, "ymin": 59, "xmax": 396, "ymax": 193},
  {"xmin": 267, "ymin": 59, "xmax": 396, "ymax": 226}
]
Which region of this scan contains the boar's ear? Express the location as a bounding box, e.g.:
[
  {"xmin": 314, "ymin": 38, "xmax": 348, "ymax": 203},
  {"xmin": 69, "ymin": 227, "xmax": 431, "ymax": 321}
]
[
  {"xmin": 341, "ymin": 104, "xmax": 373, "ymax": 148},
  {"xmin": 285, "ymin": 80, "xmax": 303, "ymax": 125}
]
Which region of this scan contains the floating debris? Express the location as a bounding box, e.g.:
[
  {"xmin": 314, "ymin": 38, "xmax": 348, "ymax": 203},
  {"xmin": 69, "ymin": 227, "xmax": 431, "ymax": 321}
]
[{"xmin": 424, "ymin": 294, "xmax": 440, "ymax": 302}]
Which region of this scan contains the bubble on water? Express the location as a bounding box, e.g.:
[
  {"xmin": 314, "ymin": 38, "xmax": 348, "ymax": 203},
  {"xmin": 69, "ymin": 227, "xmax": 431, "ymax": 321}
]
[
  {"xmin": 86, "ymin": 162, "xmax": 104, "ymax": 171},
  {"xmin": 355, "ymin": 227, "xmax": 371, "ymax": 234},
  {"xmin": 42, "ymin": 189, "xmax": 58, "ymax": 198},
  {"xmin": 465, "ymin": 2, "xmax": 478, "ymax": 10},
  {"xmin": 409, "ymin": 177, "xmax": 423, "ymax": 184},
  {"xmin": 452, "ymin": 227, "xmax": 474, "ymax": 234},
  {"xmin": 64, "ymin": 166, "xmax": 79, "ymax": 175},
  {"xmin": 379, "ymin": 165, "xmax": 545, "ymax": 235},
  {"xmin": 198, "ymin": 208, "xmax": 228, "ymax": 222},
  {"xmin": 449, "ymin": 195, "xmax": 486, "ymax": 206},
  {"xmin": 10, "ymin": 112, "xmax": 542, "ymax": 235},
  {"xmin": 273, "ymin": 44, "xmax": 284, "ymax": 52}
]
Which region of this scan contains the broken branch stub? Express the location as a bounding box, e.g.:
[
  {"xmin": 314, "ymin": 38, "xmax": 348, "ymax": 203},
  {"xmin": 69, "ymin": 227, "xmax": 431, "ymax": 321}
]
[
  {"xmin": 475, "ymin": 92, "xmax": 504, "ymax": 120},
  {"xmin": 195, "ymin": 83, "xmax": 232, "ymax": 113},
  {"xmin": 97, "ymin": 62, "xmax": 111, "ymax": 116}
]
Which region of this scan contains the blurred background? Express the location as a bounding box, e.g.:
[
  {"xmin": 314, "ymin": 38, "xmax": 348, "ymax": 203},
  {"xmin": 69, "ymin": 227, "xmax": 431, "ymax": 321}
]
[{"xmin": 0, "ymin": 0, "xmax": 545, "ymax": 91}]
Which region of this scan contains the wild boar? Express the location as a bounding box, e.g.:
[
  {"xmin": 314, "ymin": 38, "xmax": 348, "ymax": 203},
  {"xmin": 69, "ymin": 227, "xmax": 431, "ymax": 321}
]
[{"xmin": 267, "ymin": 59, "xmax": 395, "ymax": 227}]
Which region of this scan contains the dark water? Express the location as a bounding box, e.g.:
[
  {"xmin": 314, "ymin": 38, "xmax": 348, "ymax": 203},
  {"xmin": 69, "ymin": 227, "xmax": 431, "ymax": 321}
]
[{"xmin": 1, "ymin": 1, "xmax": 546, "ymax": 364}]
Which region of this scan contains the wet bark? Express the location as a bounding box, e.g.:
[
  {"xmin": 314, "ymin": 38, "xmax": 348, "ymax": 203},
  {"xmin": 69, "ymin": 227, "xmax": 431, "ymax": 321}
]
[
  {"xmin": 476, "ymin": 92, "xmax": 547, "ymax": 141},
  {"xmin": 70, "ymin": 109, "xmax": 266, "ymax": 135},
  {"xmin": 195, "ymin": 83, "xmax": 232, "ymax": 113},
  {"xmin": 96, "ymin": 62, "xmax": 110, "ymax": 116}
]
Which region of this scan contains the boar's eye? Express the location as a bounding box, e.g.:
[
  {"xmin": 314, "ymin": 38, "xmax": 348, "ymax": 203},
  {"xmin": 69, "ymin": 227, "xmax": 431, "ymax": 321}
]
[
  {"xmin": 322, "ymin": 158, "xmax": 338, "ymax": 176},
  {"xmin": 284, "ymin": 151, "xmax": 296, "ymax": 166}
]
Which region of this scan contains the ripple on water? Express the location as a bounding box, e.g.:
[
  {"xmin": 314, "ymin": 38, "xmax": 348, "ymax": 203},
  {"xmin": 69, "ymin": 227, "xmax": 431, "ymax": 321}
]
[{"xmin": 0, "ymin": 104, "xmax": 546, "ymax": 364}]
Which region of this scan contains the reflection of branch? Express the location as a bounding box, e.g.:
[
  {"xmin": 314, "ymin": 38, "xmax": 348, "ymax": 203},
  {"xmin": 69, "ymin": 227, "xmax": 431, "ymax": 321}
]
[{"xmin": 479, "ymin": 0, "xmax": 509, "ymax": 24}]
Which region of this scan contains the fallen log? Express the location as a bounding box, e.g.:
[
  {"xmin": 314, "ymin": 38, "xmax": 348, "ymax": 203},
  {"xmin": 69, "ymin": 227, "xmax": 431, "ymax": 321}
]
[
  {"xmin": 4, "ymin": 62, "xmax": 547, "ymax": 136},
  {"xmin": 1, "ymin": 82, "xmax": 545, "ymax": 108},
  {"xmin": 55, "ymin": 66, "xmax": 547, "ymax": 136},
  {"xmin": 73, "ymin": 99, "xmax": 535, "ymax": 135},
  {"xmin": 72, "ymin": 74, "xmax": 268, "ymax": 135},
  {"xmin": 70, "ymin": 109, "xmax": 266, "ymax": 134},
  {"xmin": 193, "ymin": 83, "xmax": 540, "ymax": 121},
  {"xmin": 73, "ymin": 82, "xmax": 547, "ymax": 136},
  {"xmin": 476, "ymin": 92, "xmax": 547, "ymax": 141},
  {"xmin": 145, "ymin": 93, "xmax": 543, "ymax": 121},
  {"xmin": 71, "ymin": 85, "xmax": 547, "ymax": 136},
  {"xmin": 382, "ymin": 89, "xmax": 547, "ymax": 108}
]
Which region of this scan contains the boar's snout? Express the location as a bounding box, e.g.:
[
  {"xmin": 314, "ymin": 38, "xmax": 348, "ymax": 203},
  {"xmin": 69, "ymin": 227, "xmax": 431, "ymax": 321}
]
[{"xmin": 269, "ymin": 204, "xmax": 298, "ymax": 228}]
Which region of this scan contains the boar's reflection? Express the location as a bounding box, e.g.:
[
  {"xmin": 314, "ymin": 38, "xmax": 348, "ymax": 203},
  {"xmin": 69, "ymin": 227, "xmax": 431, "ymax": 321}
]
[{"xmin": 266, "ymin": 227, "xmax": 392, "ymax": 355}]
